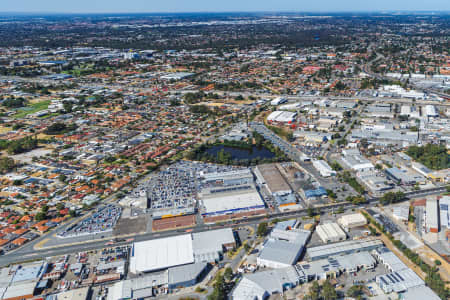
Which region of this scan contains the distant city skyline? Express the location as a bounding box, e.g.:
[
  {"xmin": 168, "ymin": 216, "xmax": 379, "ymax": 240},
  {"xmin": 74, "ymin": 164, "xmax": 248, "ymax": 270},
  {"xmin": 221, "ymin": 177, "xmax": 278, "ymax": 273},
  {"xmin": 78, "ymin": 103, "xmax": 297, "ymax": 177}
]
[{"xmin": 1, "ymin": 0, "xmax": 449, "ymax": 14}]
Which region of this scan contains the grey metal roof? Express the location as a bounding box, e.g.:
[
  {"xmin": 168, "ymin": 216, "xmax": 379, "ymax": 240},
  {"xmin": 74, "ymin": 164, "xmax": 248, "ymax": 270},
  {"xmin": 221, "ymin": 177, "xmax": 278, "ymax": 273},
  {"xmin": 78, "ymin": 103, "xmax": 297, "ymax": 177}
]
[
  {"xmin": 307, "ymin": 238, "xmax": 383, "ymax": 260},
  {"xmin": 168, "ymin": 262, "xmax": 207, "ymax": 285},
  {"xmin": 258, "ymin": 239, "xmax": 304, "ymax": 265}
]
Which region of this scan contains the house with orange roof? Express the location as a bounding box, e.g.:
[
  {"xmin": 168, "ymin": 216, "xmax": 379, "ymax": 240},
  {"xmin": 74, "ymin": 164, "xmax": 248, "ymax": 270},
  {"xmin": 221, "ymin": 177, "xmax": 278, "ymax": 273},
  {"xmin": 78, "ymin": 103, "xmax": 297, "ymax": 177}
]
[
  {"xmin": 11, "ymin": 237, "xmax": 28, "ymax": 246},
  {"xmin": 35, "ymin": 225, "xmax": 49, "ymax": 233},
  {"xmin": 13, "ymin": 228, "xmax": 29, "ymax": 236}
]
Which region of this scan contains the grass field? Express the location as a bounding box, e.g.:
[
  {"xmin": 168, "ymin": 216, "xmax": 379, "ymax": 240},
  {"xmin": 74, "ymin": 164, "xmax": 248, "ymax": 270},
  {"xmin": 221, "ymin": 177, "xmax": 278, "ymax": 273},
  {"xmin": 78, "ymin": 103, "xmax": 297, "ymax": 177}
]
[{"xmin": 14, "ymin": 100, "xmax": 51, "ymax": 119}]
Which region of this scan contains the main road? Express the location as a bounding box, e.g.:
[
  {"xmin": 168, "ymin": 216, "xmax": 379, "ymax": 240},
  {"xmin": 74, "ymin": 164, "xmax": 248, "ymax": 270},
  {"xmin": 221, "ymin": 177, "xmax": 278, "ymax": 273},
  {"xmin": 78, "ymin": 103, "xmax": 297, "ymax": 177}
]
[{"xmin": 0, "ymin": 186, "xmax": 445, "ymax": 268}]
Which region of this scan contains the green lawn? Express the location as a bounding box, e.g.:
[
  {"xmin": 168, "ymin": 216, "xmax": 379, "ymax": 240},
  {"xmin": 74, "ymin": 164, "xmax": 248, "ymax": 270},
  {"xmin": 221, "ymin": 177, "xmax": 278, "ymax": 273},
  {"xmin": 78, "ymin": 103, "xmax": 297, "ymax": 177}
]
[{"xmin": 14, "ymin": 100, "xmax": 51, "ymax": 119}]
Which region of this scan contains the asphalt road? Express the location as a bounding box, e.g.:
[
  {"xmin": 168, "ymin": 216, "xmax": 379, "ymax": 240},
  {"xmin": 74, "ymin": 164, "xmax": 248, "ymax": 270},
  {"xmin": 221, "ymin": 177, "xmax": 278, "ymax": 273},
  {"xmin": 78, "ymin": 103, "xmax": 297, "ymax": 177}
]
[{"xmin": 0, "ymin": 186, "xmax": 445, "ymax": 267}]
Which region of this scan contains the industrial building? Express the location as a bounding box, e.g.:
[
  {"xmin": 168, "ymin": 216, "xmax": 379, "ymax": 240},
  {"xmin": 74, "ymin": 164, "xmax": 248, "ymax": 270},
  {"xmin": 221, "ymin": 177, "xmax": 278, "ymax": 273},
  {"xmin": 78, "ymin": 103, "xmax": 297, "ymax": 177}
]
[
  {"xmin": 254, "ymin": 164, "xmax": 292, "ymax": 196},
  {"xmin": 200, "ymin": 189, "xmax": 265, "ymax": 217},
  {"xmin": 385, "ymin": 167, "xmax": 425, "ymax": 185},
  {"xmin": 198, "ymin": 169, "xmax": 266, "ymax": 218},
  {"xmin": 300, "ymin": 251, "xmax": 376, "ymax": 280},
  {"xmin": 316, "ymin": 223, "xmax": 347, "ymax": 243},
  {"xmin": 424, "ymin": 105, "xmax": 438, "ymax": 117},
  {"xmin": 337, "ymin": 213, "xmax": 367, "ymax": 229},
  {"xmin": 439, "ymin": 196, "xmax": 450, "ymax": 229},
  {"xmin": 129, "ymin": 228, "xmax": 235, "ymax": 273},
  {"xmin": 312, "ymin": 160, "xmax": 336, "ymax": 177},
  {"xmin": 270, "ymin": 97, "xmax": 287, "ymax": 106},
  {"xmin": 426, "ymin": 198, "xmax": 439, "ymax": 233},
  {"xmin": 401, "ymin": 285, "xmax": 441, "ymax": 300},
  {"xmin": 376, "ymin": 268, "xmax": 424, "ymax": 293},
  {"xmin": 257, "ymin": 222, "xmax": 310, "ymax": 269},
  {"xmin": 192, "ymin": 228, "xmax": 236, "ymax": 262},
  {"xmin": 307, "ymin": 238, "xmax": 382, "ymax": 261},
  {"xmin": 392, "ymin": 204, "xmax": 409, "ymax": 222},
  {"xmin": 0, "ymin": 261, "xmax": 48, "ymax": 300},
  {"xmin": 372, "ymin": 247, "xmax": 407, "ymax": 272},
  {"xmin": 233, "ymin": 251, "xmax": 377, "ymax": 300},
  {"xmin": 129, "ymin": 234, "xmax": 194, "ymax": 273},
  {"xmin": 201, "ymin": 169, "xmax": 253, "ymax": 187},
  {"xmin": 232, "ymin": 265, "xmax": 307, "ymax": 300},
  {"xmin": 108, "ymin": 262, "xmax": 208, "ymax": 299},
  {"xmin": 49, "ymin": 287, "xmax": 90, "ymax": 300},
  {"xmin": 267, "ymin": 111, "xmax": 297, "ymax": 123},
  {"xmin": 340, "ymin": 150, "xmax": 374, "ymax": 172}
]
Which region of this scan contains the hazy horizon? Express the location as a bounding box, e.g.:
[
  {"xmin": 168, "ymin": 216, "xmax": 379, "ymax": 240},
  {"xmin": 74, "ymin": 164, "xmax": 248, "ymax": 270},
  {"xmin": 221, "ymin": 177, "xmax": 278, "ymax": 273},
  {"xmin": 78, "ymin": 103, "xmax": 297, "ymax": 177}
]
[{"xmin": 1, "ymin": 0, "xmax": 449, "ymax": 14}]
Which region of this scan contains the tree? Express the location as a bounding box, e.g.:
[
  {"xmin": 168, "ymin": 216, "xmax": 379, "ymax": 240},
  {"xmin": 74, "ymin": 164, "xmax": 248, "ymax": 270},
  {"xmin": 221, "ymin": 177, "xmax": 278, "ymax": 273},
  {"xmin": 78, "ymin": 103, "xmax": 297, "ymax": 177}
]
[
  {"xmin": 346, "ymin": 285, "xmax": 363, "ymax": 298},
  {"xmin": 208, "ymin": 273, "xmax": 227, "ymax": 300},
  {"xmin": 35, "ymin": 212, "xmax": 46, "ymax": 221},
  {"xmin": 322, "ymin": 280, "xmax": 337, "ymax": 300},
  {"xmin": 307, "ymin": 281, "xmax": 320, "ymax": 300},
  {"xmin": 58, "ymin": 174, "xmax": 67, "ymax": 182},
  {"xmin": 256, "ymin": 222, "xmax": 268, "ymax": 237},
  {"xmin": 69, "ymin": 209, "xmax": 77, "ymax": 218},
  {"xmin": 0, "ymin": 157, "xmax": 15, "ymax": 174},
  {"xmin": 224, "ymin": 267, "xmax": 233, "ymax": 281},
  {"xmin": 41, "ymin": 205, "xmax": 49, "ymax": 213},
  {"xmin": 307, "ymin": 207, "xmax": 315, "ymax": 218}
]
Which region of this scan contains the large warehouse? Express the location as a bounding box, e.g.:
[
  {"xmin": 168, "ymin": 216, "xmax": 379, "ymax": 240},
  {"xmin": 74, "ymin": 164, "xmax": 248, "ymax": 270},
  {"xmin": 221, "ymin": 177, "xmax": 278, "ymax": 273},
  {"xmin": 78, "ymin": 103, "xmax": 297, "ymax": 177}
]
[
  {"xmin": 130, "ymin": 228, "xmax": 236, "ymax": 273},
  {"xmin": 200, "ymin": 189, "xmax": 265, "ymax": 217},
  {"xmin": 337, "ymin": 213, "xmax": 367, "ymax": 229},
  {"xmin": 267, "ymin": 111, "xmax": 297, "ymax": 123},
  {"xmin": 426, "ymin": 198, "xmax": 439, "ymax": 233},
  {"xmin": 129, "ymin": 234, "xmax": 194, "ymax": 273},
  {"xmin": 312, "ymin": 160, "xmax": 336, "ymax": 177},
  {"xmin": 307, "ymin": 238, "xmax": 382, "ymax": 261},
  {"xmin": 254, "ymin": 163, "xmax": 292, "ymax": 196},
  {"xmin": 316, "ymin": 223, "xmax": 347, "ymax": 243},
  {"xmin": 257, "ymin": 223, "xmax": 311, "ymax": 269}
]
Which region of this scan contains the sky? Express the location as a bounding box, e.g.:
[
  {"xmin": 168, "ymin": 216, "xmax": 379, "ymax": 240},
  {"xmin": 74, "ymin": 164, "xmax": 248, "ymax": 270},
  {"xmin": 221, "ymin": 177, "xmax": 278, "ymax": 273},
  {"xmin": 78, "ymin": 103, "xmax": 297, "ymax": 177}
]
[{"xmin": 1, "ymin": 0, "xmax": 449, "ymax": 13}]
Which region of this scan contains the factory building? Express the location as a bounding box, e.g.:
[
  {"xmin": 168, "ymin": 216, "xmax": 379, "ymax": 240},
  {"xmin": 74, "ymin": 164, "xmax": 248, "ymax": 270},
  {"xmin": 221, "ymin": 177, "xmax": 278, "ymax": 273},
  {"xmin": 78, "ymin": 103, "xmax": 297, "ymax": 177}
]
[
  {"xmin": 385, "ymin": 167, "xmax": 425, "ymax": 185},
  {"xmin": 257, "ymin": 222, "xmax": 310, "ymax": 269},
  {"xmin": 108, "ymin": 263, "xmax": 208, "ymax": 299},
  {"xmin": 129, "ymin": 228, "xmax": 235, "ymax": 274},
  {"xmin": 376, "ymin": 268, "xmax": 424, "ymax": 293},
  {"xmin": 0, "ymin": 261, "xmax": 48, "ymax": 300},
  {"xmin": 300, "ymin": 251, "xmax": 376, "ymax": 280},
  {"xmin": 316, "ymin": 223, "xmax": 347, "ymax": 243},
  {"xmin": 424, "ymin": 105, "xmax": 438, "ymax": 117},
  {"xmin": 129, "ymin": 234, "xmax": 194, "ymax": 273},
  {"xmin": 231, "ymin": 265, "xmax": 307, "ymax": 300},
  {"xmin": 439, "ymin": 196, "xmax": 450, "ymax": 229},
  {"xmin": 312, "ymin": 160, "xmax": 336, "ymax": 177},
  {"xmin": 307, "ymin": 238, "xmax": 382, "ymax": 261},
  {"xmin": 192, "ymin": 228, "xmax": 236, "ymax": 262},
  {"xmin": 270, "ymin": 97, "xmax": 287, "ymax": 106},
  {"xmin": 254, "ymin": 164, "xmax": 292, "ymax": 196},
  {"xmin": 267, "ymin": 111, "xmax": 297, "ymax": 123},
  {"xmin": 200, "ymin": 188, "xmax": 265, "ymax": 217},
  {"xmin": 426, "ymin": 198, "xmax": 439, "ymax": 233},
  {"xmin": 341, "ymin": 150, "xmax": 374, "ymax": 172},
  {"xmin": 199, "ymin": 169, "xmax": 265, "ymax": 217},
  {"xmin": 337, "ymin": 213, "xmax": 367, "ymax": 230},
  {"xmin": 201, "ymin": 169, "xmax": 254, "ymax": 187}
]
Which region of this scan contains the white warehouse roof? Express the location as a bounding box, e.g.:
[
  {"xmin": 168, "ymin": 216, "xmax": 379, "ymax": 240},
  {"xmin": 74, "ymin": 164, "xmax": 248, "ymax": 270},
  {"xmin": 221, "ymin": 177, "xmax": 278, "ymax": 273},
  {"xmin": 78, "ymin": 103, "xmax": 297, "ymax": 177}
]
[
  {"xmin": 202, "ymin": 190, "xmax": 264, "ymax": 215},
  {"xmin": 316, "ymin": 223, "xmax": 347, "ymax": 243},
  {"xmin": 267, "ymin": 111, "xmax": 297, "ymax": 123},
  {"xmin": 338, "ymin": 213, "xmax": 367, "ymax": 228},
  {"xmin": 130, "ymin": 234, "xmax": 194, "ymax": 273}
]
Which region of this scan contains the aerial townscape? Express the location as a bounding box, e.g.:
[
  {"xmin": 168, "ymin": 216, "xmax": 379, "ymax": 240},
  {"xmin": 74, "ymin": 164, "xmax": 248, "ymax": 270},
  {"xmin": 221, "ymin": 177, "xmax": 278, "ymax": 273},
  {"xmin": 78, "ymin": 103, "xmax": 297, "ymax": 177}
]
[{"xmin": 0, "ymin": 3, "xmax": 448, "ymax": 300}]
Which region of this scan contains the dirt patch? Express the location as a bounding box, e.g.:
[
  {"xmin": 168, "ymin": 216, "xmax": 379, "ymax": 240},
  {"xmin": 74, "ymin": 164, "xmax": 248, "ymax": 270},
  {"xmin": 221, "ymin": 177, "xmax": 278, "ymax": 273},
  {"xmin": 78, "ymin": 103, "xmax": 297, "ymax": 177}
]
[{"xmin": 152, "ymin": 215, "xmax": 196, "ymax": 231}]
